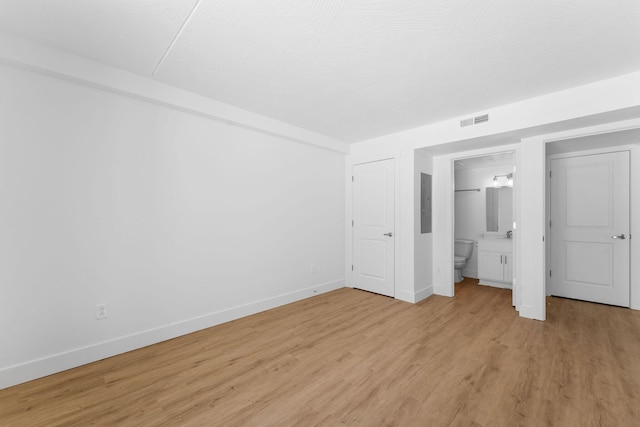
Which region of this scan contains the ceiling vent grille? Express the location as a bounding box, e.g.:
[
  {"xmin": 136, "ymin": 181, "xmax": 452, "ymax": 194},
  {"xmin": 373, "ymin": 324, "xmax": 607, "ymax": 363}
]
[
  {"xmin": 460, "ymin": 117, "xmax": 474, "ymax": 127},
  {"xmin": 460, "ymin": 114, "xmax": 489, "ymax": 127},
  {"xmin": 474, "ymin": 114, "xmax": 489, "ymax": 124}
]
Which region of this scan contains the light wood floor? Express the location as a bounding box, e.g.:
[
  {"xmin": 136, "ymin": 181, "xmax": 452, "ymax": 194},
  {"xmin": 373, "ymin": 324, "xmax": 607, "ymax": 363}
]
[{"xmin": 2, "ymin": 279, "xmax": 640, "ymax": 426}]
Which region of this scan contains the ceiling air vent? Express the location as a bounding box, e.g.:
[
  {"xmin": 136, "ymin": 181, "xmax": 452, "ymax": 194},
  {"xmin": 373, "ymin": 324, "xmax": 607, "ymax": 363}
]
[
  {"xmin": 460, "ymin": 114, "xmax": 489, "ymax": 127},
  {"xmin": 460, "ymin": 117, "xmax": 474, "ymax": 127},
  {"xmin": 474, "ymin": 114, "xmax": 489, "ymax": 124}
]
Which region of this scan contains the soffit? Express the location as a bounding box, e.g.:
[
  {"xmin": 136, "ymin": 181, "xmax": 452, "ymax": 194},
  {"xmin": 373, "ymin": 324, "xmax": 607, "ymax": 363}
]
[{"xmin": 0, "ymin": 0, "xmax": 638, "ymax": 143}]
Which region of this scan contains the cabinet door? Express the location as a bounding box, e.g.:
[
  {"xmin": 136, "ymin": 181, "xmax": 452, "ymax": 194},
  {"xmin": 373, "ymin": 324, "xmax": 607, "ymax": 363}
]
[
  {"xmin": 503, "ymin": 252, "xmax": 513, "ymax": 284},
  {"xmin": 478, "ymin": 250, "xmax": 504, "ymax": 281}
]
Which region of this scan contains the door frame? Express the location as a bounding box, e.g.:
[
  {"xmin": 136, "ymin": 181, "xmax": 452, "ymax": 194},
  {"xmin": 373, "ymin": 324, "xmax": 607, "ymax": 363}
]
[
  {"xmin": 546, "ymin": 145, "xmax": 638, "ymax": 307},
  {"xmin": 436, "ymin": 144, "xmax": 520, "ymax": 300},
  {"xmin": 547, "ymin": 149, "xmax": 631, "ymax": 306},
  {"xmin": 351, "ymin": 158, "xmax": 396, "ymax": 297},
  {"xmin": 452, "ymin": 152, "xmax": 516, "ymax": 301},
  {"xmin": 345, "ymin": 154, "xmax": 400, "ymax": 299},
  {"xmin": 541, "ymin": 119, "xmax": 640, "ymax": 311}
]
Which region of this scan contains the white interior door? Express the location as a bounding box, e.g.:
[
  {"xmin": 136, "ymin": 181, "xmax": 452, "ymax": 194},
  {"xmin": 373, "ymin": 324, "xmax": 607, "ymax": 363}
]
[
  {"xmin": 550, "ymin": 151, "xmax": 630, "ymax": 307},
  {"xmin": 353, "ymin": 159, "xmax": 395, "ymax": 297}
]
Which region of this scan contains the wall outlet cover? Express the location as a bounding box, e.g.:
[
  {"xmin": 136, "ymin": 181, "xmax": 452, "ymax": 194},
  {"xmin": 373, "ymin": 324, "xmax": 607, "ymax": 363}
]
[{"xmin": 96, "ymin": 304, "xmax": 108, "ymax": 320}]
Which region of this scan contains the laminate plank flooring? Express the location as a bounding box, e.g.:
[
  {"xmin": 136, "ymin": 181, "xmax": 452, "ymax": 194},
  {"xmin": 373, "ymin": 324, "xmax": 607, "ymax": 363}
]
[{"xmin": 2, "ymin": 279, "xmax": 640, "ymax": 426}]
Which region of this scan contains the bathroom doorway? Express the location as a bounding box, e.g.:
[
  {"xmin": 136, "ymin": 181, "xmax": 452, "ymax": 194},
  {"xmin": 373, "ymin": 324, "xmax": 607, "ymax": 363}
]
[{"xmin": 453, "ymin": 152, "xmax": 515, "ymax": 301}]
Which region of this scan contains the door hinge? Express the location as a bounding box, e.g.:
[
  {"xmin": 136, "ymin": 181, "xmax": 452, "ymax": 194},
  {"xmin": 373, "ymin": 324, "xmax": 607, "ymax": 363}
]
[
  {"xmin": 351, "ymin": 265, "xmax": 354, "ymax": 271},
  {"xmin": 352, "ymin": 176, "xmax": 354, "ymax": 182},
  {"xmin": 549, "ymin": 171, "xmax": 552, "ymax": 178},
  {"xmin": 549, "ymin": 270, "xmax": 552, "ymax": 277},
  {"xmin": 352, "ymin": 220, "xmax": 354, "ymax": 226},
  {"xmin": 549, "ymin": 220, "xmax": 552, "ymax": 228}
]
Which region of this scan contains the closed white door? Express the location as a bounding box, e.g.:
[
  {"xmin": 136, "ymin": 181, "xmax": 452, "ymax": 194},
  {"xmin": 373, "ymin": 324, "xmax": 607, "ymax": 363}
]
[
  {"xmin": 550, "ymin": 151, "xmax": 630, "ymax": 307},
  {"xmin": 353, "ymin": 159, "xmax": 395, "ymax": 297}
]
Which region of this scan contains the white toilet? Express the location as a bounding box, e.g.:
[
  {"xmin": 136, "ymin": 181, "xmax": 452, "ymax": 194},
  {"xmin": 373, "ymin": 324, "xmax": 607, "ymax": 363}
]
[{"xmin": 454, "ymin": 239, "xmax": 475, "ymax": 283}]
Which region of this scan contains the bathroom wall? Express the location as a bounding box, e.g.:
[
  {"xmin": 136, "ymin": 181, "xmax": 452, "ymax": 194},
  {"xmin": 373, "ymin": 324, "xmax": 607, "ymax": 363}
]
[{"xmin": 454, "ymin": 164, "xmax": 514, "ymax": 278}]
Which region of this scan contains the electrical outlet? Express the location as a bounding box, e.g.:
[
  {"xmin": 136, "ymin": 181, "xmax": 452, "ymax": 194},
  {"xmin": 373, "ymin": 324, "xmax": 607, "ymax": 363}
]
[
  {"xmin": 96, "ymin": 304, "xmax": 108, "ymax": 320},
  {"xmin": 311, "ymin": 265, "xmax": 317, "ymax": 274}
]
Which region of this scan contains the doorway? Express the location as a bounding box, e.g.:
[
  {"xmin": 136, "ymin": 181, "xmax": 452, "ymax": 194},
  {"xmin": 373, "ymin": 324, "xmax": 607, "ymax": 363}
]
[
  {"xmin": 548, "ymin": 151, "xmax": 630, "ymax": 307},
  {"xmin": 352, "ymin": 159, "xmax": 395, "ymax": 297},
  {"xmin": 453, "ymin": 152, "xmax": 516, "ymax": 303}
]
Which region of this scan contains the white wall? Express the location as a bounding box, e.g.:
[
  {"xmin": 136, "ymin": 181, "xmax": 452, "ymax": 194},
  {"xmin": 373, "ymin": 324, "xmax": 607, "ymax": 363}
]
[
  {"xmin": 414, "ymin": 150, "xmax": 433, "ymax": 301},
  {"xmin": 454, "ymin": 164, "xmax": 514, "ymax": 278},
  {"xmin": 351, "ymin": 71, "xmax": 640, "ymax": 321},
  {"xmin": 351, "ymin": 71, "xmax": 640, "ymax": 155},
  {"xmin": 516, "ymin": 139, "xmax": 546, "ymax": 320},
  {"xmin": 0, "ymin": 64, "xmax": 345, "ymax": 389},
  {"xmin": 432, "ymin": 154, "xmax": 454, "ymax": 296}
]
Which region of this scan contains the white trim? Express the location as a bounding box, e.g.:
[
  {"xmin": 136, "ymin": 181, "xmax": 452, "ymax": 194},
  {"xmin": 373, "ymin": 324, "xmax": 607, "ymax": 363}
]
[
  {"xmin": 345, "ymin": 157, "xmax": 354, "ymax": 287},
  {"xmin": 631, "ymin": 148, "xmax": 640, "ymax": 310},
  {"xmin": 433, "ymin": 284, "xmax": 453, "ymax": 297},
  {"xmin": 0, "ymin": 32, "xmax": 349, "ymax": 154},
  {"xmin": 545, "ymin": 155, "xmax": 553, "ymax": 297},
  {"xmin": 396, "ymin": 285, "xmax": 433, "ymax": 303},
  {"xmin": 547, "ymin": 145, "xmax": 638, "ymax": 160},
  {"xmin": 478, "ymin": 280, "xmax": 512, "ymax": 289},
  {"xmin": 544, "ymin": 126, "xmax": 640, "ymax": 311},
  {"xmin": 433, "ymin": 144, "xmax": 519, "ymax": 299},
  {"xmin": 518, "ymin": 304, "xmax": 539, "ymax": 320},
  {"xmin": 521, "ymin": 118, "xmax": 640, "ymax": 321},
  {"xmin": 395, "ymin": 289, "xmax": 415, "ymax": 303},
  {"xmin": 346, "ymin": 155, "xmax": 400, "ymax": 298},
  {"xmin": 394, "ymin": 155, "xmax": 403, "ymax": 300},
  {"xmin": 414, "ymin": 285, "xmax": 434, "ymax": 303},
  {"xmin": 0, "ymin": 279, "xmax": 344, "ymax": 390}
]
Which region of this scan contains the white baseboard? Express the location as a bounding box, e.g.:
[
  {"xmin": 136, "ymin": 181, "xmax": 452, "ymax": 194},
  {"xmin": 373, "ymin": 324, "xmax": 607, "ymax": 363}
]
[
  {"xmin": 395, "ymin": 289, "xmax": 415, "ymax": 303},
  {"xmin": 434, "ymin": 284, "xmax": 454, "ymax": 297},
  {"xmin": 414, "ymin": 285, "xmax": 434, "ymax": 303},
  {"xmin": 395, "ymin": 285, "xmax": 433, "ymax": 303},
  {"xmin": 518, "ymin": 304, "xmax": 545, "ymax": 321},
  {"xmin": 0, "ymin": 279, "xmax": 344, "ymax": 390},
  {"xmin": 479, "ymin": 280, "xmax": 512, "ymax": 289}
]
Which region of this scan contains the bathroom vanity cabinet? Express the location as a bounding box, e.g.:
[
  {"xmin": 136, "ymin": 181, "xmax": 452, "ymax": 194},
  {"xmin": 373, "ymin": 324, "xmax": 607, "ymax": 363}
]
[{"xmin": 478, "ymin": 239, "xmax": 513, "ymax": 289}]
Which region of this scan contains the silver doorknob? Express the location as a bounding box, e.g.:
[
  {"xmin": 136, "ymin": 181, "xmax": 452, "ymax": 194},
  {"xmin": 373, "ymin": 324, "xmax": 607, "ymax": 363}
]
[
  {"xmin": 612, "ymin": 234, "xmax": 626, "ymax": 239},
  {"xmin": 384, "ymin": 232, "xmax": 393, "ymax": 237}
]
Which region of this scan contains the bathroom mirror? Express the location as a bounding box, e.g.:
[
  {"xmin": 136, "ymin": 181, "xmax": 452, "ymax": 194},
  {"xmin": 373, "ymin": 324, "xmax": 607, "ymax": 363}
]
[{"xmin": 486, "ymin": 187, "xmax": 513, "ymax": 232}]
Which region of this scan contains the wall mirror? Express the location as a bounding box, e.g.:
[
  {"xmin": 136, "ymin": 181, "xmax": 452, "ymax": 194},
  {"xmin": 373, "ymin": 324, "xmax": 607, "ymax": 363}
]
[{"xmin": 486, "ymin": 187, "xmax": 513, "ymax": 232}]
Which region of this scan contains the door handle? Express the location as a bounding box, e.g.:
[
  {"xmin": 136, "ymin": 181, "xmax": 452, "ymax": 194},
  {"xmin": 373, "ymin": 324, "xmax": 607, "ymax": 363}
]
[
  {"xmin": 612, "ymin": 234, "xmax": 626, "ymax": 239},
  {"xmin": 383, "ymin": 232, "xmax": 393, "ymax": 237}
]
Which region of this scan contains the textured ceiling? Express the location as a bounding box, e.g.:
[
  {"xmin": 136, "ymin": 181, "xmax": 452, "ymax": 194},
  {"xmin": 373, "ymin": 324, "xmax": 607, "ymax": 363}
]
[{"xmin": 0, "ymin": 0, "xmax": 639, "ymax": 143}]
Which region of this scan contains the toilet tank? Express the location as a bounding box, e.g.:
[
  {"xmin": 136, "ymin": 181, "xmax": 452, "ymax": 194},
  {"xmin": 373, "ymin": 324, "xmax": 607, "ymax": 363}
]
[{"xmin": 454, "ymin": 239, "xmax": 475, "ymax": 259}]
